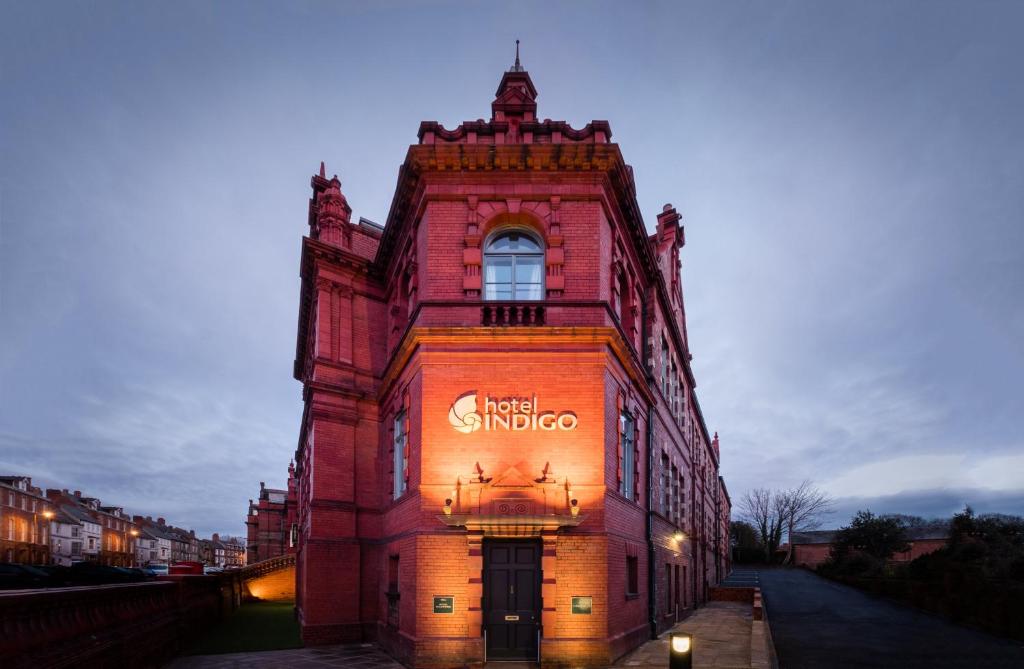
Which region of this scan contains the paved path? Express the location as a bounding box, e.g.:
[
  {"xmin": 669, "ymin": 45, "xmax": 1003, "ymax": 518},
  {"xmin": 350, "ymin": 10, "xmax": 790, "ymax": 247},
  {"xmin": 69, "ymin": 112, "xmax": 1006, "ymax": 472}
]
[
  {"xmin": 171, "ymin": 603, "xmax": 754, "ymax": 669},
  {"xmin": 755, "ymin": 567, "xmax": 1024, "ymax": 668},
  {"xmin": 615, "ymin": 601, "xmax": 752, "ymax": 668}
]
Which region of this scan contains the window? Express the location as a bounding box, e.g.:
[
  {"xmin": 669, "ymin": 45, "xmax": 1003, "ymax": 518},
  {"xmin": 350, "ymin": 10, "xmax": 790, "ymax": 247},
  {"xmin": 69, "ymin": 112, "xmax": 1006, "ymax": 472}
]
[
  {"xmin": 483, "ymin": 230, "xmax": 544, "ymax": 300},
  {"xmin": 660, "ymin": 338, "xmax": 669, "ymax": 394},
  {"xmin": 388, "ymin": 555, "xmax": 400, "ymax": 594},
  {"xmin": 72, "ymin": 541, "xmax": 82, "ymax": 556},
  {"xmin": 670, "ymin": 359, "xmax": 679, "ymax": 420},
  {"xmin": 665, "ymin": 564, "xmax": 673, "ymax": 613},
  {"xmin": 626, "ymin": 555, "xmax": 639, "ymax": 595},
  {"xmin": 72, "ymin": 526, "xmax": 80, "ymax": 538},
  {"xmin": 620, "ymin": 412, "xmax": 636, "ymax": 501},
  {"xmin": 393, "ymin": 411, "xmax": 407, "ymax": 498},
  {"xmin": 675, "ymin": 564, "xmax": 682, "ymax": 609},
  {"xmin": 671, "ymin": 465, "xmax": 679, "ymax": 524},
  {"xmin": 661, "ymin": 453, "xmax": 671, "ymax": 515},
  {"xmin": 679, "ymin": 474, "xmax": 686, "ymax": 525},
  {"xmin": 387, "ymin": 554, "xmax": 400, "ymax": 627}
]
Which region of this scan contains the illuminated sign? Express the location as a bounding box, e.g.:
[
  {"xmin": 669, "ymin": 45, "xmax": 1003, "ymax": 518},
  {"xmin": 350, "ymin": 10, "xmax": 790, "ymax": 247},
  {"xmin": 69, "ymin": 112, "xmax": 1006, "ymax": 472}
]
[
  {"xmin": 448, "ymin": 392, "xmax": 578, "ymax": 434},
  {"xmin": 433, "ymin": 595, "xmax": 455, "ymax": 614}
]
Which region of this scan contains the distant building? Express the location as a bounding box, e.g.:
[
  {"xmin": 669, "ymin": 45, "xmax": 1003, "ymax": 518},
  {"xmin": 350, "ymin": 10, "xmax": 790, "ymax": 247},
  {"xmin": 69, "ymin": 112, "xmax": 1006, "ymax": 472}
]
[
  {"xmin": 55, "ymin": 500, "xmax": 102, "ymax": 562},
  {"xmin": 209, "ymin": 533, "xmax": 246, "ymax": 568},
  {"xmin": 245, "ymin": 463, "xmax": 298, "ymax": 564},
  {"xmin": 49, "ymin": 508, "xmax": 84, "ymax": 566},
  {"xmin": 132, "ymin": 519, "xmax": 173, "ymax": 567},
  {"xmin": 164, "ymin": 524, "xmax": 199, "ymax": 563},
  {"xmin": 791, "ymin": 523, "xmax": 950, "ymax": 569},
  {"xmin": 197, "ymin": 538, "xmax": 215, "ymax": 566},
  {"xmin": 0, "ymin": 476, "xmax": 55, "ymax": 564},
  {"xmin": 45, "ymin": 490, "xmax": 137, "ymax": 567}
]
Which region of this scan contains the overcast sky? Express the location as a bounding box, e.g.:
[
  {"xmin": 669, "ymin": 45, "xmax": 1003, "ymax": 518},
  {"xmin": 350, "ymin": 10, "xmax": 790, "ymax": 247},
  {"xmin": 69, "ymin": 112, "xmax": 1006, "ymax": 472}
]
[{"xmin": 2, "ymin": 1, "xmax": 1022, "ymax": 537}]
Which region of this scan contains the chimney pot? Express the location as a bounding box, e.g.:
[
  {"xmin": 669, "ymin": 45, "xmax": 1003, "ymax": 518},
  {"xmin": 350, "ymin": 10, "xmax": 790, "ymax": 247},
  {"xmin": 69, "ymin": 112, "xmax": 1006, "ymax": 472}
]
[{"xmin": 74, "ymin": 491, "xmax": 81, "ymax": 497}]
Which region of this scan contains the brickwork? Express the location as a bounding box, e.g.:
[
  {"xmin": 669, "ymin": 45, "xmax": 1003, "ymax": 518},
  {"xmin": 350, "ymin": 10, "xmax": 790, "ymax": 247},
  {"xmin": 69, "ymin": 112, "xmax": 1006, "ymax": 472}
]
[{"xmin": 291, "ymin": 59, "xmax": 730, "ymax": 667}]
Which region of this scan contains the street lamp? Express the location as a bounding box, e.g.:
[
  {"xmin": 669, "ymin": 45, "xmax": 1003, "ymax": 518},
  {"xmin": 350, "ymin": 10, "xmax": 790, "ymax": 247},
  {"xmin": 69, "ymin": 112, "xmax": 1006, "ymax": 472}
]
[
  {"xmin": 669, "ymin": 632, "xmax": 692, "ymax": 669},
  {"xmin": 42, "ymin": 510, "xmax": 54, "ymax": 520},
  {"xmin": 673, "ymin": 530, "xmax": 685, "ymax": 542}
]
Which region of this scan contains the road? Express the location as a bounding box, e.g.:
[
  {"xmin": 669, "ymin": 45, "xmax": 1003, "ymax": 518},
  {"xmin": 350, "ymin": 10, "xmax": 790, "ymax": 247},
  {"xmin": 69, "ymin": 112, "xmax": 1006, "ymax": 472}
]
[{"xmin": 747, "ymin": 567, "xmax": 1024, "ymax": 668}]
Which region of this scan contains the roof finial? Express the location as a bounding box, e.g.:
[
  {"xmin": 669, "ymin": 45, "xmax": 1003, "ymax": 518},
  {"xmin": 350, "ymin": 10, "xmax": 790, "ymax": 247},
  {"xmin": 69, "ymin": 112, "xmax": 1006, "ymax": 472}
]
[{"xmin": 513, "ymin": 39, "xmax": 523, "ymax": 72}]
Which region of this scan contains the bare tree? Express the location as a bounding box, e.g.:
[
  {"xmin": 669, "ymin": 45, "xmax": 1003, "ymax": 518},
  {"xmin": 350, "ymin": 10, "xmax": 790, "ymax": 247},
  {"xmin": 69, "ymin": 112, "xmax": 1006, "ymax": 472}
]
[
  {"xmin": 780, "ymin": 480, "xmax": 834, "ymax": 564},
  {"xmin": 739, "ymin": 488, "xmax": 785, "ymax": 562}
]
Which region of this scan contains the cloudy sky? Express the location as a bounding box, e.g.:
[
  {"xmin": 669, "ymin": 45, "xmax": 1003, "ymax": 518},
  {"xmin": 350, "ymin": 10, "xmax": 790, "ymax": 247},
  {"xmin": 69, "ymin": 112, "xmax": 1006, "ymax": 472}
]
[{"xmin": 2, "ymin": 1, "xmax": 1022, "ymax": 537}]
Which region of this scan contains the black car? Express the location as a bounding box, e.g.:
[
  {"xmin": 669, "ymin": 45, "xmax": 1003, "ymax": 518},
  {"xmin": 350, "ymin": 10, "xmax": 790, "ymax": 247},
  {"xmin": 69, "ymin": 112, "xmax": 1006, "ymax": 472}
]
[{"xmin": 0, "ymin": 563, "xmax": 51, "ymax": 589}]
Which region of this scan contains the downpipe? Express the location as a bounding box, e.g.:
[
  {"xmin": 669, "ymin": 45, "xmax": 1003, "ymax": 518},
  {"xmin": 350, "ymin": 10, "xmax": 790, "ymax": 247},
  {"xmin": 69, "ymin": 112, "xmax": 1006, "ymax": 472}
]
[{"xmin": 642, "ymin": 289, "xmax": 658, "ymax": 640}]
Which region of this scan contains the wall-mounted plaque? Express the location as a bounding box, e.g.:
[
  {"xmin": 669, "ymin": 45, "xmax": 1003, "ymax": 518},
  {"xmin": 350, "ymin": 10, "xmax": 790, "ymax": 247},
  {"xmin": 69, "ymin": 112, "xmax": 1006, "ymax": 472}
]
[
  {"xmin": 571, "ymin": 596, "xmax": 592, "ymax": 615},
  {"xmin": 433, "ymin": 595, "xmax": 455, "ymax": 614}
]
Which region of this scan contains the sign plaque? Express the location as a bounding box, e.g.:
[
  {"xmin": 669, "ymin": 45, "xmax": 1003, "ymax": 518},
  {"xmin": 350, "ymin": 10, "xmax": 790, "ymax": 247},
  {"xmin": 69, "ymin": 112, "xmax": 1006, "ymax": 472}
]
[
  {"xmin": 433, "ymin": 595, "xmax": 455, "ymax": 614},
  {"xmin": 571, "ymin": 596, "xmax": 593, "ymax": 615}
]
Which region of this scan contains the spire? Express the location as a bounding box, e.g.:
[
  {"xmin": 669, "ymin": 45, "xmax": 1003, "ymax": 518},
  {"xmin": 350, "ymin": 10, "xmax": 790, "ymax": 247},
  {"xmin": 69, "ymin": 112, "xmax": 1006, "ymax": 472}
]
[{"xmin": 492, "ymin": 40, "xmax": 537, "ymax": 121}]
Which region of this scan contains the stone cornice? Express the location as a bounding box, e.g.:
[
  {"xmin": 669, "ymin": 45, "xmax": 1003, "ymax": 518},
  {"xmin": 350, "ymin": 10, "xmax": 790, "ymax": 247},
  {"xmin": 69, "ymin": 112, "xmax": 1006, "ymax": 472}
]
[{"xmin": 378, "ymin": 324, "xmax": 655, "ymax": 407}]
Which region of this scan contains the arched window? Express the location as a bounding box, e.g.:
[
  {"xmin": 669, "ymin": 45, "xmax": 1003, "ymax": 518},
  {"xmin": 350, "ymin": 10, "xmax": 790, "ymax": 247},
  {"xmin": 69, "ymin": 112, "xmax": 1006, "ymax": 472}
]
[{"xmin": 483, "ymin": 230, "xmax": 544, "ymax": 300}]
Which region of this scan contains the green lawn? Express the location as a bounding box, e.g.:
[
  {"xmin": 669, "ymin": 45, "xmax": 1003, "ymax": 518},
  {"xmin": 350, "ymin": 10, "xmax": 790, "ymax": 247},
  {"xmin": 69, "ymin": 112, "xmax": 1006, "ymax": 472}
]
[{"xmin": 183, "ymin": 601, "xmax": 303, "ymax": 655}]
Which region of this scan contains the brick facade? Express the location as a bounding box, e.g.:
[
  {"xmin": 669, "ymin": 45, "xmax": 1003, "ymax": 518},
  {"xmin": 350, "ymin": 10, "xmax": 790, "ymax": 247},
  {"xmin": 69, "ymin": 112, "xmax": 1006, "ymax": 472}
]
[
  {"xmin": 245, "ymin": 464, "xmax": 299, "ymax": 564},
  {"xmin": 292, "ymin": 58, "xmax": 730, "ymax": 667}
]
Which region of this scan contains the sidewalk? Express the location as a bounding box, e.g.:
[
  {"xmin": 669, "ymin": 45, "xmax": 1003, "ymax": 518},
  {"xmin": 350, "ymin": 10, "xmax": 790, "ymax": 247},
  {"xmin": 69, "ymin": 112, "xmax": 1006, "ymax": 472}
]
[
  {"xmin": 615, "ymin": 602, "xmax": 753, "ymax": 669},
  {"xmin": 168, "ymin": 603, "xmax": 754, "ymax": 669}
]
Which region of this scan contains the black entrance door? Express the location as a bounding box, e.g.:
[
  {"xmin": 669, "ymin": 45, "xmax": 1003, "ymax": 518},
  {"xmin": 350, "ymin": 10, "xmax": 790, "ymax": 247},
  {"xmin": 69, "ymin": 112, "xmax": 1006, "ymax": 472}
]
[{"xmin": 484, "ymin": 540, "xmax": 541, "ymax": 660}]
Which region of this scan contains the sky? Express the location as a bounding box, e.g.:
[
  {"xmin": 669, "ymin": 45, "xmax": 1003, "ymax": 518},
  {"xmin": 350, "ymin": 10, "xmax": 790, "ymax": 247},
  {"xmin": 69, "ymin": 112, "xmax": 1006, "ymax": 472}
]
[{"xmin": 1, "ymin": 1, "xmax": 1022, "ymax": 537}]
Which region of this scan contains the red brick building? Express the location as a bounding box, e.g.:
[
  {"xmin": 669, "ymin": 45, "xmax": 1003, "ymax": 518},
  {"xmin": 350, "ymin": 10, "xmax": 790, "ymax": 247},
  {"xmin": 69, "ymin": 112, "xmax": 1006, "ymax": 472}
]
[
  {"xmin": 45, "ymin": 490, "xmax": 137, "ymax": 567},
  {"xmin": 791, "ymin": 525, "xmax": 949, "ymax": 569},
  {"xmin": 0, "ymin": 476, "xmax": 55, "ymax": 564},
  {"xmin": 245, "ymin": 464, "xmax": 299, "ymax": 564},
  {"xmin": 291, "ymin": 56, "xmax": 730, "ymax": 667}
]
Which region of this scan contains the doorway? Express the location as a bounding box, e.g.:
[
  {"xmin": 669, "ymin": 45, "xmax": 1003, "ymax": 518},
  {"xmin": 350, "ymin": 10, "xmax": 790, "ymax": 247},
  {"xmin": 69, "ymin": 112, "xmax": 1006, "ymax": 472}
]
[{"xmin": 483, "ymin": 540, "xmax": 541, "ymax": 661}]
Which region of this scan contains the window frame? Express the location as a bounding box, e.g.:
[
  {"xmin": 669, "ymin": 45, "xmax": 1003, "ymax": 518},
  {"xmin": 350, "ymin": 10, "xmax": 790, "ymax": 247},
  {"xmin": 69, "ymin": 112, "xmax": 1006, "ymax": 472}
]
[
  {"xmin": 482, "ymin": 229, "xmax": 545, "ymax": 301},
  {"xmin": 393, "ymin": 411, "xmax": 407, "ymax": 499},
  {"xmin": 620, "ymin": 411, "xmax": 636, "ymax": 501}
]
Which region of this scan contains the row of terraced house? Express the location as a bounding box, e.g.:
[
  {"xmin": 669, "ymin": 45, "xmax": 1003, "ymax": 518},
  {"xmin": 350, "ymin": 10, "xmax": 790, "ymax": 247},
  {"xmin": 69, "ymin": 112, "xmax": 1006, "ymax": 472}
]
[{"xmin": 0, "ymin": 475, "xmax": 245, "ymax": 568}]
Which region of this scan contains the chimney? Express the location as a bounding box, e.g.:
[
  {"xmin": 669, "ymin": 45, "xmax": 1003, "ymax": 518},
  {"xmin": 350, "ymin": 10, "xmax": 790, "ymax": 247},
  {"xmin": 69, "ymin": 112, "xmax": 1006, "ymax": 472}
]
[
  {"xmin": 190, "ymin": 530, "xmax": 195, "ymax": 538},
  {"xmin": 212, "ymin": 533, "xmax": 220, "ymax": 542},
  {"xmin": 133, "ymin": 514, "xmax": 144, "ymax": 524},
  {"xmin": 74, "ymin": 490, "xmax": 81, "ymax": 498},
  {"xmin": 157, "ymin": 517, "xmax": 165, "ymax": 525}
]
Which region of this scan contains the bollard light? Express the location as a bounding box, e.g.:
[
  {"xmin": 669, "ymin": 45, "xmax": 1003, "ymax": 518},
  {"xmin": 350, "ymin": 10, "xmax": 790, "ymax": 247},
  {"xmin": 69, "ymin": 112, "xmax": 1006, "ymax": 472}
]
[
  {"xmin": 669, "ymin": 632, "xmax": 692, "ymax": 669},
  {"xmin": 443, "ymin": 498, "xmax": 453, "ymax": 516}
]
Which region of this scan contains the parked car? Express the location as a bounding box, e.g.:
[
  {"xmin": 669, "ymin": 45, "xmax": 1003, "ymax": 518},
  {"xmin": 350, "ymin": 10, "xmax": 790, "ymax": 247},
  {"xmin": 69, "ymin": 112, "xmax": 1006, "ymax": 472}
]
[
  {"xmin": 0, "ymin": 563, "xmax": 51, "ymax": 589},
  {"xmin": 203, "ymin": 565, "xmax": 224, "ymax": 574},
  {"xmin": 64, "ymin": 562, "xmax": 148, "ymax": 585},
  {"xmin": 143, "ymin": 564, "xmax": 169, "ymax": 576}
]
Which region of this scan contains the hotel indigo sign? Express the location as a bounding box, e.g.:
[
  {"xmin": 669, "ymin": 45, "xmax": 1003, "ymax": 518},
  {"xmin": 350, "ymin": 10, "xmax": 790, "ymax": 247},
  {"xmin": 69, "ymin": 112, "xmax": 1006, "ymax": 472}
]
[{"xmin": 448, "ymin": 392, "xmax": 578, "ymax": 434}]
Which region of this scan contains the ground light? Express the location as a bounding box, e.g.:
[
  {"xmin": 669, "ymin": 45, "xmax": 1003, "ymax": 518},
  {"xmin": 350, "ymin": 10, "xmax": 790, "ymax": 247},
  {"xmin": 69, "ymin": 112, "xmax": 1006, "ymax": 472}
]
[{"xmin": 669, "ymin": 632, "xmax": 692, "ymax": 669}]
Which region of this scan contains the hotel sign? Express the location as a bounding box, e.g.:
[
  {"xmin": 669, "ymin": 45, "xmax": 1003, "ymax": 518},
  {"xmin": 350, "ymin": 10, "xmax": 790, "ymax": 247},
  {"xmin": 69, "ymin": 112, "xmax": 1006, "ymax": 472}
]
[
  {"xmin": 448, "ymin": 392, "xmax": 578, "ymax": 434},
  {"xmin": 433, "ymin": 595, "xmax": 455, "ymax": 614}
]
